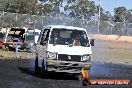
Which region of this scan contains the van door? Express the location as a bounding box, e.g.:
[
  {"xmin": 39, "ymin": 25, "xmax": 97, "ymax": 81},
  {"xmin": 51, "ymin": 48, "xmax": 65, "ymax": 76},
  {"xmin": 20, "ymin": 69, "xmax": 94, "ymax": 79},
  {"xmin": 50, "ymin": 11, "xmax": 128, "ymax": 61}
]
[{"xmin": 37, "ymin": 29, "xmax": 50, "ymax": 67}]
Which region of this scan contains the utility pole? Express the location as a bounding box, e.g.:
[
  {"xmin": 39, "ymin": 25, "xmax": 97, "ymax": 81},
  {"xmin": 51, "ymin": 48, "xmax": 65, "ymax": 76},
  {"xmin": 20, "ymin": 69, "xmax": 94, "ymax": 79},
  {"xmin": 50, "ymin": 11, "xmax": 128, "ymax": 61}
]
[
  {"xmin": 33, "ymin": 15, "xmax": 36, "ymax": 44},
  {"xmin": 98, "ymin": 0, "xmax": 101, "ymax": 33}
]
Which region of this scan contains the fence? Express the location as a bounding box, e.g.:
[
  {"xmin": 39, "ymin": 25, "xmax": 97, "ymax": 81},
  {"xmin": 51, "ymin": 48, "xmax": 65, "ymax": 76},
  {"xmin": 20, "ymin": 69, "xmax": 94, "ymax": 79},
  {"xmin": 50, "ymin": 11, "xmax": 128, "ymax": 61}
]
[{"xmin": 0, "ymin": 11, "xmax": 132, "ymax": 36}]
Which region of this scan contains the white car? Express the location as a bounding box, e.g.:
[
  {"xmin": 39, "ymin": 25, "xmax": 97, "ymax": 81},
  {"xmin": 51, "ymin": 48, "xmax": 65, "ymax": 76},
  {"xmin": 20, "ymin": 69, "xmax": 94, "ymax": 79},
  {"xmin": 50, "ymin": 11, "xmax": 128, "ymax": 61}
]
[{"xmin": 35, "ymin": 25, "xmax": 94, "ymax": 77}]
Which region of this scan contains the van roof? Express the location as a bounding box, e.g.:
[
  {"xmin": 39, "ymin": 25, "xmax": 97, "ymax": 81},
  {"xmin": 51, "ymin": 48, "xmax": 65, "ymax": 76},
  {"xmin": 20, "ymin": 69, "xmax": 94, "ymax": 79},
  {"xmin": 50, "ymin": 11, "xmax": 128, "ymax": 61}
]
[
  {"xmin": 27, "ymin": 29, "xmax": 41, "ymax": 32},
  {"xmin": 45, "ymin": 25, "xmax": 86, "ymax": 31}
]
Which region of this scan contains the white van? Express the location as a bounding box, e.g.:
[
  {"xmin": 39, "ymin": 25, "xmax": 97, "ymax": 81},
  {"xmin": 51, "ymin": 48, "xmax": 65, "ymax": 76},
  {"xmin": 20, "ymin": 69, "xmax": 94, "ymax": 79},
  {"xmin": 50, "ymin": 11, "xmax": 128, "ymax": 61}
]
[
  {"xmin": 25, "ymin": 29, "xmax": 41, "ymax": 52},
  {"xmin": 35, "ymin": 25, "xmax": 94, "ymax": 76},
  {"xmin": 25, "ymin": 29, "xmax": 41, "ymax": 44}
]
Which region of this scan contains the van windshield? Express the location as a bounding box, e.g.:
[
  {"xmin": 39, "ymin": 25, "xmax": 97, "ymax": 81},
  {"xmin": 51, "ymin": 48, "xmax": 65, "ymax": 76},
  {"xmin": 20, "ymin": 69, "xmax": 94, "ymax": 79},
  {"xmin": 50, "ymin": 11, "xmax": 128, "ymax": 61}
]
[
  {"xmin": 25, "ymin": 35, "xmax": 34, "ymax": 43},
  {"xmin": 26, "ymin": 31, "xmax": 39, "ymax": 36},
  {"xmin": 25, "ymin": 31, "xmax": 40, "ymax": 43},
  {"xmin": 49, "ymin": 28, "xmax": 89, "ymax": 46}
]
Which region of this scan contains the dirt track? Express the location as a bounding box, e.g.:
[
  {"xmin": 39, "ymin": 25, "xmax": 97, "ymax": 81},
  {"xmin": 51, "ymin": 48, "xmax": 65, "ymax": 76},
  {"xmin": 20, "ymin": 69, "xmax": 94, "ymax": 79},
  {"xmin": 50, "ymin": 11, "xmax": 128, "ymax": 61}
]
[{"xmin": 0, "ymin": 59, "xmax": 131, "ymax": 88}]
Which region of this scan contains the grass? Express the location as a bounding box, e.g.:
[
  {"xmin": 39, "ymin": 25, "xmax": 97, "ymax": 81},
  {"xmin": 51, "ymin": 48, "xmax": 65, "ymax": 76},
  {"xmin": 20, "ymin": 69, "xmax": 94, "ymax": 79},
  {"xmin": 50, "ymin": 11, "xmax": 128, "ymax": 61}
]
[
  {"xmin": 0, "ymin": 49, "xmax": 35, "ymax": 59},
  {"xmin": 92, "ymin": 40, "xmax": 132, "ymax": 65}
]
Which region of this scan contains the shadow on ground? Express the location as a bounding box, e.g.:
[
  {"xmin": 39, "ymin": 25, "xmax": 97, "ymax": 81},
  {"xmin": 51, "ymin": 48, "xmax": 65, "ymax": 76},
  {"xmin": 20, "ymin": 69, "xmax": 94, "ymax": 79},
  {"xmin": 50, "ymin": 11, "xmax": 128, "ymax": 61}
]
[{"xmin": 18, "ymin": 67, "xmax": 79, "ymax": 80}]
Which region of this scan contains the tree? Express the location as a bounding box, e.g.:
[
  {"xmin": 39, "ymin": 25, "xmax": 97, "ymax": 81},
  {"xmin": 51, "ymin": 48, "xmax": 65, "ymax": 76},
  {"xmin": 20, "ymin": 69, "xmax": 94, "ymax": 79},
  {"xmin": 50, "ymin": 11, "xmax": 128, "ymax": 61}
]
[
  {"xmin": 101, "ymin": 11, "xmax": 112, "ymax": 21},
  {"xmin": 95, "ymin": 5, "xmax": 112, "ymax": 21},
  {"xmin": 0, "ymin": 0, "xmax": 62, "ymax": 15},
  {"xmin": 38, "ymin": 0, "xmax": 64, "ymax": 15},
  {"xmin": 0, "ymin": 0, "xmax": 39, "ymax": 14},
  {"xmin": 64, "ymin": 0, "xmax": 96, "ymax": 20},
  {"xmin": 126, "ymin": 9, "xmax": 132, "ymax": 23},
  {"xmin": 114, "ymin": 7, "xmax": 127, "ymax": 22}
]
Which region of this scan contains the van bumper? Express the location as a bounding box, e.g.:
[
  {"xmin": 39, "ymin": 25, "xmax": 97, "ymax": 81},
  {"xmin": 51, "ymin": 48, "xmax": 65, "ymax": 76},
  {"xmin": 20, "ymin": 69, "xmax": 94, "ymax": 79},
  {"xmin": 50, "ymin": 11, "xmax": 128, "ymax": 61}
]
[
  {"xmin": 3, "ymin": 43, "xmax": 24, "ymax": 49},
  {"xmin": 46, "ymin": 60, "xmax": 91, "ymax": 74}
]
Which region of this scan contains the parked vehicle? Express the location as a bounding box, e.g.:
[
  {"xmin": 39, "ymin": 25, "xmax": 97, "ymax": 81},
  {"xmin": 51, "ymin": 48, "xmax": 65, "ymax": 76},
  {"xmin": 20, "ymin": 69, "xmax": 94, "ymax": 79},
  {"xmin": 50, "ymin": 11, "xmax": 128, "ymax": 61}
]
[
  {"xmin": 2, "ymin": 27, "xmax": 28, "ymax": 51},
  {"xmin": 35, "ymin": 25, "xmax": 94, "ymax": 78},
  {"xmin": 0, "ymin": 32, "xmax": 6, "ymax": 48},
  {"xmin": 25, "ymin": 29, "xmax": 41, "ymax": 52}
]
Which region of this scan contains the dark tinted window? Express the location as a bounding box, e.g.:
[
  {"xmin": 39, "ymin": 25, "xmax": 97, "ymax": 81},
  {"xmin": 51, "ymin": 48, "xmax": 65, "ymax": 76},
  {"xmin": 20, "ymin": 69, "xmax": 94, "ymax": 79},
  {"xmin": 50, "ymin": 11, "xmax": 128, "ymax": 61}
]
[
  {"xmin": 26, "ymin": 31, "xmax": 39, "ymax": 35},
  {"xmin": 26, "ymin": 35, "xmax": 34, "ymax": 43},
  {"xmin": 40, "ymin": 29, "xmax": 50, "ymax": 45}
]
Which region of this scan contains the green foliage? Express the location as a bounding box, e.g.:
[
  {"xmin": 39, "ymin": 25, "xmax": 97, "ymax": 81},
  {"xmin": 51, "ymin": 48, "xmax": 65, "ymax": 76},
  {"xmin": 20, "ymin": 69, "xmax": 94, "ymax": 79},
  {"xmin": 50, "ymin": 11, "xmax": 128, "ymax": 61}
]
[
  {"xmin": 114, "ymin": 7, "xmax": 127, "ymax": 22},
  {"xmin": 0, "ymin": 0, "xmax": 131, "ymax": 23},
  {"xmin": 0, "ymin": 0, "xmax": 38, "ymax": 14},
  {"xmin": 0, "ymin": 0, "xmax": 62, "ymax": 15},
  {"xmin": 126, "ymin": 9, "xmax": 132, "ymax": 23},
  {"xmin": 65, "ymin": 0, "xmax": 96, "ymax": 19},
  {"xmin": 96, "ymin": 5, "xmax": 112, "ymax": 21},
  {"xmin": 0, "ymin": 0, "xmax": 112, "ymax": 21},
  {"xmin": 101, "ymin": 11, "xmax": 112, "ymax": 21},
  {"xmin": 114, "ymin": 7, "xmax": 132, "ymax": 23}
]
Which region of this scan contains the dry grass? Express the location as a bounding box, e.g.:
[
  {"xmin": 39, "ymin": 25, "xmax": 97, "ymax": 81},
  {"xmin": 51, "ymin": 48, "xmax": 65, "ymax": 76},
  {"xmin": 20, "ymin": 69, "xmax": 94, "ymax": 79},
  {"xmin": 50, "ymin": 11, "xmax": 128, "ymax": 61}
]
[
  {"xmin": 0, "ymin": 49, "xmax": 35, "ymax": 59},
  {"xmin": 92, "ymin": 40, "xmax": 132, "ymax": 65},
  {"xmin": 90, "ymin": 34, "xmax": 132, "ymax": 42}
]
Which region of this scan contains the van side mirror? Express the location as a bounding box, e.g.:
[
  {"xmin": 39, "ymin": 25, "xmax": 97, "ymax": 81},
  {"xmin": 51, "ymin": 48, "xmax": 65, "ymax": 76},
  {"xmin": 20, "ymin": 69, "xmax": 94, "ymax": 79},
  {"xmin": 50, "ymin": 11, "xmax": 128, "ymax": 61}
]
[
  {"xmin": 40, "ymin": 42, "xmax": 43, "ymax": 45},
  {"xmin": 90, "ymin": 39, "xmax": 94, "ymax": 46},
  {"xmin": 40, "ymin": 41, "xmax": 46, "ymax": 46}
]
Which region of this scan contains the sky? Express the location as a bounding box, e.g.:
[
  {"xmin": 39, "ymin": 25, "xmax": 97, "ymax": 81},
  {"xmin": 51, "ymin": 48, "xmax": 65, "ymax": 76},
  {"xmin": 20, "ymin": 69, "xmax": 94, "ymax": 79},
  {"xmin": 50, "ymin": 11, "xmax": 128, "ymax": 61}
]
[{"xmin": 91, "ymin": 0, "xmax": 132, "ymax": 15}]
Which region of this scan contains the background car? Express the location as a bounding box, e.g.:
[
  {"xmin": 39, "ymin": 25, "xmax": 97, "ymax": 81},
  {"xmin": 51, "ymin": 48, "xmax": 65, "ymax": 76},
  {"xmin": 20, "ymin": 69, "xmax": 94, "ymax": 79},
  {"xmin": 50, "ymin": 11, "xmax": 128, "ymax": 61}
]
[{"xmin": 25, "ymin": 29, "xmax": 41, "ymax": 52}]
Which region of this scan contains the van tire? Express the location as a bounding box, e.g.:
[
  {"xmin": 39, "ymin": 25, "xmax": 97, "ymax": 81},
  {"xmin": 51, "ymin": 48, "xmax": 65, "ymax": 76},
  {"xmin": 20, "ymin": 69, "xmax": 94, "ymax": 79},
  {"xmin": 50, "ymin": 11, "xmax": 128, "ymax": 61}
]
[{"xmin": 35, "ymin": 55, "xmax": 41, "ymax": 74}]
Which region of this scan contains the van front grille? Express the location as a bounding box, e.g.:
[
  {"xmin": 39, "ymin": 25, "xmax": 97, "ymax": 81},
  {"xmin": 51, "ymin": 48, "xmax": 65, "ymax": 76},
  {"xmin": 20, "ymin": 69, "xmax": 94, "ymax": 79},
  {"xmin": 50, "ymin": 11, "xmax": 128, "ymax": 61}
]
[{"xmin": 58, "ymin": 54, "xmax": 81, "ymax": 62}]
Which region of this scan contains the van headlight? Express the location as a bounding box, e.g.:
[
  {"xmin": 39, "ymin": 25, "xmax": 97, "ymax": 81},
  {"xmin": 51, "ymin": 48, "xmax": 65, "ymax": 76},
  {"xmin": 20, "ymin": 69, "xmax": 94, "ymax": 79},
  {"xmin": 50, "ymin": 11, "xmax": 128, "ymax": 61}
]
[
  {"xmin": 47, "ymin": 51, "xmax": 57, "ymax": 60},
  {"xmin": 81, "ymin": 55, "xmax": 91, "ymax": 62}
]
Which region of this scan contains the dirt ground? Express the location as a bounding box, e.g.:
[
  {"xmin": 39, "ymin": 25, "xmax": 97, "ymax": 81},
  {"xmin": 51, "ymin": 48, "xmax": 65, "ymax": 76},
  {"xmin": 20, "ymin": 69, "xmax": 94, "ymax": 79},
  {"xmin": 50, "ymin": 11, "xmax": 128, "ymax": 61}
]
[
  {"xmin": 92, "ymin": 40, "xmax": 132, "ymax": 65},
  {"xmin": 89, "ymin": 34, "xmax": 132, "ymax": 42},
  {"xmin": 0, "ymin": 59, "xmax": 131, "ymax": 88},
  {"xmin": 0, "ymin": 49, "xmax": 34, "ymax": 59}
]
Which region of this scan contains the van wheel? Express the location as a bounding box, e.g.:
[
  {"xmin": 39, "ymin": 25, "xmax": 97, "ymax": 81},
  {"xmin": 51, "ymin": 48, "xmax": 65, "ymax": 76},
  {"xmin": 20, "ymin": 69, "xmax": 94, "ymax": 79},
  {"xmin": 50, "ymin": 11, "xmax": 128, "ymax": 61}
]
[
  {"xmin": 41, "ymin": 59, "xmax": 48, "ymax": 78},
  {"xmin": 34, "ymin": 55, "xmax": 41, "ymax": 74}
]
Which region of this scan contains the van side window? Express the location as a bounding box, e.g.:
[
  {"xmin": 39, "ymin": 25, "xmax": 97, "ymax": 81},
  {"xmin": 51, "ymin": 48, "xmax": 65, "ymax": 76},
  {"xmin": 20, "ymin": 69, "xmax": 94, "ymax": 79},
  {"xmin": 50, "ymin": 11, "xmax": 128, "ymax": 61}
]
[
  {"xmin": 37, "ymin": 30, "xmax": 43, "ymax": 43},
  {"xmin": 40, "ymin": 29, "xmax": 50, "ymax": 45}
]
